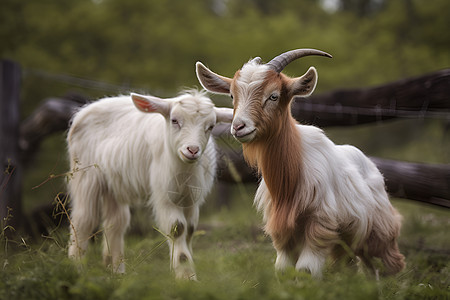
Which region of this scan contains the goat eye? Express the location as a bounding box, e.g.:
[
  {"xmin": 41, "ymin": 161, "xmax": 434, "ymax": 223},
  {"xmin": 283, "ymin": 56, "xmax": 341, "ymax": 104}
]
[
  {"xmin": 230, "ymin": 94, "xmax": 234, "ymax": 100},
  {"xmin": 208, "ymin": 125, "xmax": 214, "ymax": 131},
  {"xmin": 171, "ymin": 119, "xmax": 179, "ymax": 125},
  {"xmin": 269, "ymin": 93, "xmax": 279, "ymax": 101}
]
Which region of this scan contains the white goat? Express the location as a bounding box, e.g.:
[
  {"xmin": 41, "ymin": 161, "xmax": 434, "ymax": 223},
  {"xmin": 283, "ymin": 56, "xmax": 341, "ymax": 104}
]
[
  {"xmin": 67, "ymin": 90, "xmax": 232, "ymax": 280},
  {"xmin": 196, "ymin": 49, "xmax": 405, "ymax": 277}
]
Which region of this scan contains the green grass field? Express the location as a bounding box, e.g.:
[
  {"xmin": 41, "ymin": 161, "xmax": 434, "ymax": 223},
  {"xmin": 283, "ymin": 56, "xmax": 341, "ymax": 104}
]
[{"xmin": 1, "ymin": 183, "xmax": 449, "ymax": 300}]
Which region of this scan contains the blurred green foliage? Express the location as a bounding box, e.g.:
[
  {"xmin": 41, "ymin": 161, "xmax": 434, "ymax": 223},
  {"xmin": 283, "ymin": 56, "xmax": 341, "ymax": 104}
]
[
  {"xmin": 1, "ymin": 191, "xmax": 449, "ymax": 300},
  {"xmin": 1, "ymin": 0, "xmax": 449, "ymax": 107}
]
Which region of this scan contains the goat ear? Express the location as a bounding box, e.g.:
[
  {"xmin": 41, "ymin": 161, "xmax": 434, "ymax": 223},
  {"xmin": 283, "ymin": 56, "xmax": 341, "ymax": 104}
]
[
  {"xmin": 196, "ymin": 62, "xmax": 232, "ymax": 94},
  {"xmin": 214, "ymin": 107, "xmax": 234, "ymax": 123},
  {"xmin": 131, "ymin": 93, "xmax": 170, "ymax": 117},
  {"xmin": 289, "ymin": 67, "xmax": 318, "ymax": 98}
]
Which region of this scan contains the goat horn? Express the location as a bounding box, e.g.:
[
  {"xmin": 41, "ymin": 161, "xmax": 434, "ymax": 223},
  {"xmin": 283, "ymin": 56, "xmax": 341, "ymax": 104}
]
[{"xmin": 266, "ymin": 48, "xmax": 332, "ymax": 73}]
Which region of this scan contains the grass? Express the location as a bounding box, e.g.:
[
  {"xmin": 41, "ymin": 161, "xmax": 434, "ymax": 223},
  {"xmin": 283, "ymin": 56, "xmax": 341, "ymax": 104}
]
[
  {"xmin": 4, "ymin": 118, "xmax": 449, "ymax": 299},
  {"xmin": 1, "ymin": 183, "xmax": 449, "ymax": 300}
]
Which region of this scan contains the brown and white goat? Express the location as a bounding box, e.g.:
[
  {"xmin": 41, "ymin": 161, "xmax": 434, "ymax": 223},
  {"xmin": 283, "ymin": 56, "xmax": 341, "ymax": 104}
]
[{"xmin": 196, "ymin": 49, "xmax": 405, "ymax": 277}]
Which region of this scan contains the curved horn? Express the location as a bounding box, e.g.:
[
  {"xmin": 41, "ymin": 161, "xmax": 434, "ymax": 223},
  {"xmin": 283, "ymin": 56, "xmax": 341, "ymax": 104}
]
[{"xmin": 266, "ymin": 48, "xmax": 332, "ymax": 73}]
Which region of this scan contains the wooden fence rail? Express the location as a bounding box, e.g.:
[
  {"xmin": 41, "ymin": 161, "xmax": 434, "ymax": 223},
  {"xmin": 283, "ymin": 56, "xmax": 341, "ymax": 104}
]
[
  {"xmin": 292, "ymin": 68, "xmax": 450, "ymax": 126},
  {"xmin": 214, "ymin": 146, "xmax": 450, "ymax": 209}
]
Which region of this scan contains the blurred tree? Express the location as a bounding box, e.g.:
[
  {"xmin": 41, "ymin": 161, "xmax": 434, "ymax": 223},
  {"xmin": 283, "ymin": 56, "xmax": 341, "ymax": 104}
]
[
  {"xmin": 1, "ymin": 0, "xmax": 448, "ymax": 99},
  {"xmin": 338, "ymin": 0, "xmax": 385, "ymax": 16}
]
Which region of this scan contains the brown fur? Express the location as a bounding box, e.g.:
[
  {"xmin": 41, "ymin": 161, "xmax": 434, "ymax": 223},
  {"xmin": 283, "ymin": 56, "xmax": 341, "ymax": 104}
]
[
  {"xmin": 244, "ymin": 116, "xmax": 303, "ymax": 242},
  {"xmin": 356, "ymin": 207, "xmax": 405, "ymax": 274},
  {"xmin": 239, "ymin": 72, "xmax": 313, "ymax": 248}
]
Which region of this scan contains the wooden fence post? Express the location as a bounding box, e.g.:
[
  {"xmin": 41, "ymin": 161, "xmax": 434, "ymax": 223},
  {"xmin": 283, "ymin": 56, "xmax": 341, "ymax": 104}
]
[{"xmin": 0, "ymin": 59, "xmax": 23, "ymax": 233}]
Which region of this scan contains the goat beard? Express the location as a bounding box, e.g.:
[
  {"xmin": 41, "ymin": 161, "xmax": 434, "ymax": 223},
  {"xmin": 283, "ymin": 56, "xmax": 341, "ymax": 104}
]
[{"xmin": 242, "ymin": 115, "xmax": 311, "ymax": 243}]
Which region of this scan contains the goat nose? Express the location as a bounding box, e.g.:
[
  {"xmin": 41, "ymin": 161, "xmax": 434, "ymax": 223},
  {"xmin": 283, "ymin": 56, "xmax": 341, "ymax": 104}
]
[
  {"xmin": 233, "ymin": 122, "xmax": 246, "ymax": 132},
  {"xmin": 187, "ymin": 146, "xmax": 199, "ymax": 155}
]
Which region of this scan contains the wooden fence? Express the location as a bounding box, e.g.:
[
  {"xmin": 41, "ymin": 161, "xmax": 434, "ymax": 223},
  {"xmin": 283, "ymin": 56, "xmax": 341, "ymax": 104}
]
[{"xmin": 1, "ymin": 60, "xmax": 449, "ymax": 236}]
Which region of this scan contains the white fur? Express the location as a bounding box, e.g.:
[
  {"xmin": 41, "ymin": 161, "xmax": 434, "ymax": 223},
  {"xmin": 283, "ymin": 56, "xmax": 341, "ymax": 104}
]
[
  {"xmin": 230, "ymin": 61, "xmax": 268, "ymax": 141},
  {"xmin": 67, "ymin": 90, "xmax": 231, "ymax": 279},
  {"xmin": 255, "ymin": 125, "xmax": 400, "ymax": 276}
]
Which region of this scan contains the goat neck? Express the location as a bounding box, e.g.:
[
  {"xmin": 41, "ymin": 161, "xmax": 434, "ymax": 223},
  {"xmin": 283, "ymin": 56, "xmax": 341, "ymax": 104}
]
[{"xmin": 243, "ymin": 107, "xmax": 306, "ymax": 240}]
